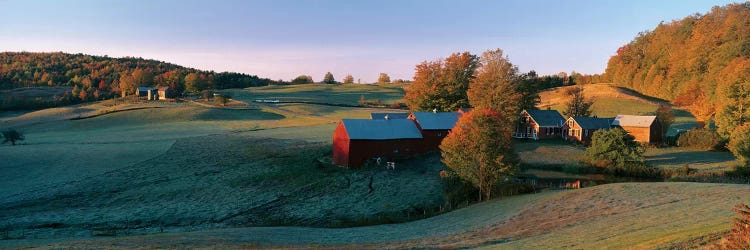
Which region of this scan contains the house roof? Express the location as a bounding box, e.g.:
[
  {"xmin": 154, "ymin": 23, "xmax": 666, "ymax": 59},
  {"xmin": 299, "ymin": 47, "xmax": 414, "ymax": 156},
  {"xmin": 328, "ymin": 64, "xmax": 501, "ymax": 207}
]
[
  {"xmin": 157, "ymin": 86, "xmax": 170, "ymax": 91},
  {"xmin": 410, "ymin": 112, "xmax": 461, "ymax": 130},
  {"xmin": 525, "ymin": 109, "xmax": 565, "ymax": 127},
  {"xmin": 137, "ymin": 87, "xmax": 156, "ymax": 91},
  {"xmin": 370, "ymin": 112, "xmax": 409, "ymax": 120},
  {"xmin": 571, "ymin": 117, "xmax": 613, "ymax": 129},
  {"xmin": 612, "ymin": 115, "xmax": 657, "ymax": 128},
  {"xmin": 341, "ymin": 119, "xmax": 423, "ymax": 140}
]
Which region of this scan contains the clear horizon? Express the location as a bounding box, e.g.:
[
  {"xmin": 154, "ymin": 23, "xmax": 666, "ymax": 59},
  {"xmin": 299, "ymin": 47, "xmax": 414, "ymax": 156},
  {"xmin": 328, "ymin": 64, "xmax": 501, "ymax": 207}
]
[{"xmin": 0, "ymin": 0, "xmax": 739, "ymax": 82}]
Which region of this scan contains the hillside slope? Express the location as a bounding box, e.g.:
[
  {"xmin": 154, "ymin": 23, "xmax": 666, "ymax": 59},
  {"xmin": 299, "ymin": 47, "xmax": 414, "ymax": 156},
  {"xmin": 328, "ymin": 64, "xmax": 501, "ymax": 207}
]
[{"xmin": 4, "ymin": 182, "xmax": 747, "ymax": 249}]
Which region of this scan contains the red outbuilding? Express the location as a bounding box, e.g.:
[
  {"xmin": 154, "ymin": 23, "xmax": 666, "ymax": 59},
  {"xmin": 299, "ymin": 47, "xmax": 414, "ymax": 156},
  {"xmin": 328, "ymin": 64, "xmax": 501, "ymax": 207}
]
[
  {"xmin": 408, "ymin": 111, "xmax": 462, "ymax": 150},
  {"xmin": 332, "ymin": 118, "xmax": 424, "ymax": 167}
]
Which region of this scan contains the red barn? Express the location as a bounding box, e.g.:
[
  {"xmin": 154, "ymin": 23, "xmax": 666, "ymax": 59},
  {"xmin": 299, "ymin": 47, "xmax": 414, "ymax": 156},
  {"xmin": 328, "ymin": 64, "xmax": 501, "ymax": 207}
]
[
  {"xmin": 612, "ymin": 115, "xmax": 662, "ymax": 144},
  {"xmin": 332, "ymin": 119, "xmax": 424, "ymax": 167},
  {"xmin": 408, "ymin": 111, "xmax": 462, "ymax": 150},
  {"xmin": 514, "ymin": 109, "xmax": 565, "ymax": 140},
  {"xmin": 562, "ymin": 116, "xmax": 613, "ymax": 144}
]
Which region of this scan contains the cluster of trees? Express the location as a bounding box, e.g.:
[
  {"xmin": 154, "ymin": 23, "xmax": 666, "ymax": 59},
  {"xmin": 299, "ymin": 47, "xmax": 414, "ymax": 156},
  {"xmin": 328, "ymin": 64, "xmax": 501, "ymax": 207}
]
[
  {"xmin": 604, "ymin": 3, "xmax": 750, "ymax": 128},
  {"xmin": 408, "ymin": 49, "xmax": 527, "ymax": 201},
  {"xmin": 605, "ymin": 2, "xmax": 750, "ymax": 169},
  {"xmin": 0, "ymin": 52, "xmax": 275, "ymax": 108},
  {"xmin": 293, "ymin": 72, "xmax": 397, "ymax": 85}
]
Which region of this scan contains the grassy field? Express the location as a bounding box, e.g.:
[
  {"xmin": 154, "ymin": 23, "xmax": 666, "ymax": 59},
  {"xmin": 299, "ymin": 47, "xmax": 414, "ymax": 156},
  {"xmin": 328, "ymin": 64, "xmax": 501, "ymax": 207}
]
[
  {"xmin": 0, "ymin": 83, "xmax": 746, "ymax": 249},
  {"xmin": 5, "ymin": 182, "xmax": 747, "ymax": 249}
]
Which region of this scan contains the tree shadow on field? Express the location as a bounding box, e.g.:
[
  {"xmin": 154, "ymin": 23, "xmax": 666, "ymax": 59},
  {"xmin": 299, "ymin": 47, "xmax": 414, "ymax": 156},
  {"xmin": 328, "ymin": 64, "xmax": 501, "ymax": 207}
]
[
  {"xmin": 646, "ymin": 151, "xmax": 735, "ymax": 166},
  {"xmin": 195, "ymin": 109, "xmax": 285, "ymax": 121}
]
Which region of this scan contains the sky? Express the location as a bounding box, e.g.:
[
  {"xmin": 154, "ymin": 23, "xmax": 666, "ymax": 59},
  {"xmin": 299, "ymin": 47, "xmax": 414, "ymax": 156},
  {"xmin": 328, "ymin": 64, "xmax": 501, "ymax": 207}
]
[{"xmin": 0, "ymin": 0, "xmax": 741, "ymax": 82}]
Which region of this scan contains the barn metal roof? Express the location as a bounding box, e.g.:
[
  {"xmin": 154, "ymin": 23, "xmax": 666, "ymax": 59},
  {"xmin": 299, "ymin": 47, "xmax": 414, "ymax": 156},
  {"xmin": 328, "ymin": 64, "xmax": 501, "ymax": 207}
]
[
  {"xmin": 571, "ymin": 117, "xmax": 613, "ymax": 129},
  {"xmin": 612, "ymin": 115, "xmax": 657, "ymax": 127},
  {"xmin": 341, "ymin": 119, "xmax": 423, "ymax": 140},
  {"xmin": 525, "ymin": 109, "xmax": 565, "ymax": 127},
  {"xmin": 137, "ymin": 87, "xmax": 156, "ymax": 91},
  {"xmin": 410, "ymin": 112, "xmax": 461, "ymax": 130},
  {"xmin": 370, "ymin": 112, "xmax": 409, "ymax": 120}
]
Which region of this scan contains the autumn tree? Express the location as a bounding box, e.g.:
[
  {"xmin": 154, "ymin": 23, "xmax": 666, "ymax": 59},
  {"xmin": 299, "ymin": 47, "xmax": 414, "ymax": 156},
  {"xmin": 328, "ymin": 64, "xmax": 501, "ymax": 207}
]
[
  {"xmin": 586, "ymin": 128, "xmax": 645, "ymax": 167},
  {"xmin": 118, "ymin": 72, "xmax": 135, "ymax": 97},
  {"xmin": 185, "ymin": 73, "xmax": 213, "ymax": 93},
  {"xmin": 1, "ymin": 128, "xmax": 24, "ymax": 146},
  {"xmin": 343, "ymin": 74, "xmax": 354, "ymax": 84},
  {"xmin": 377, "ymin": 73, "xmax": 391, "ymax": 84},
  {"xmin": 563, "ymin": 87, "xmax": 593, "ymax": 118},
  {"xmin": 440, "ymin": 109, "xmax": 518, "ymax": 201},
  {"xmin": 654, "ymin": 104, "xmax": 674, "ymax": 137},
  {"xmin": 323, "ymin": 72, "xmax": 335, "ymax": 84},
  {"xmin": 729, "ymin": 124, "xmax": 750, "ymax": 167},
  {"xmin": 404, "ymin": 52, "xmax": 479, "ymax": 111},
  {"xmin": 716, "ymin": 203, "xmax": 750, "ymax": 249},
  {"xmin": 715, "ymin": 58, "xmax": 750, "ymax": 139},
  {"xmin": 467, "ymin": 49, "xmax": 521, "ymax": 123}
]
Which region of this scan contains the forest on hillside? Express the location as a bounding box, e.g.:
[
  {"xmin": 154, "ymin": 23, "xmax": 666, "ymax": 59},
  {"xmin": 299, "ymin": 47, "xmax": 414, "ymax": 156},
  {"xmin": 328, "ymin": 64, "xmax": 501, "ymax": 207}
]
[
  {"xmin": 0, "ymin": 52, "xmax": 274, "ymax": 109},
  {"xmin": 605, "ymin": 2, "xmax": 750, "ymax": 131}
]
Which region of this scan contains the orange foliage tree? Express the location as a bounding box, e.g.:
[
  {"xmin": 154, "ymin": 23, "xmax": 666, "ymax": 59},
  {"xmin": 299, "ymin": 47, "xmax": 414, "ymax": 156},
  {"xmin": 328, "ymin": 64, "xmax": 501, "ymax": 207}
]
[
  {"xmin": 404, "ymin": 52, "xmax": 479, "ymax": 111},
  {"xmin": 439, "ymin": 109, "xmax": 518, "ymax": 202},
  {"xmin": 467, "ymin": 49, "xmax": 521, "ymax": 123},
  {"xmin": 717, "ymin": 203, "xmax": 750, "ymax": 249}
]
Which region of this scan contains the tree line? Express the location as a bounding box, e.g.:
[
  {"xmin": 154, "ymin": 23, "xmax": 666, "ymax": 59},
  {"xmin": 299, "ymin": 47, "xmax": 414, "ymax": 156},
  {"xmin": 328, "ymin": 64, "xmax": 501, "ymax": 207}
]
[{"xmin": 604, "ymin": 3, "xmax": 750, "ymax": 135}]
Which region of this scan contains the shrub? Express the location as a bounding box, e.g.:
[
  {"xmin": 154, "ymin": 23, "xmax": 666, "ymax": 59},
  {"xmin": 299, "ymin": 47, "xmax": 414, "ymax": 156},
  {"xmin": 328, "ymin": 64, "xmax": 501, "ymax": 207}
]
[
  {"xmin": 585, "ymin": 128, "xmax": 645, "ymax": 168},
  {"xmin": 676, "ymin": 128, "xmax": 724, "ymax": 150}
]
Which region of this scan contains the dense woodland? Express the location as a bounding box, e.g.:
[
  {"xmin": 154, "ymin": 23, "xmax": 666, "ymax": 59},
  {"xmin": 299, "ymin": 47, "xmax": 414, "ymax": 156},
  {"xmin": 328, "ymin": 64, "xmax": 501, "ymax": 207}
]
[
  {"xmin": 0, "ymin": 52, "xmax": 274, "ymax": 109},
  {"xmin": 605, "ymin": 2, "xmax": 750, "ymax": 134}
]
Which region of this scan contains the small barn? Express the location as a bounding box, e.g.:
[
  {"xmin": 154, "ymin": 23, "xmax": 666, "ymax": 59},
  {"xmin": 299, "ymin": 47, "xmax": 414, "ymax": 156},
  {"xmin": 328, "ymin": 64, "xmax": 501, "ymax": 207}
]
[
  {"xmin": 514, "ymin": 109, "xmax": 565, "ymax": 140},
  {"xmin": 408, "ymin": 111, "xmax": 461, "ymax": 149},
  {"xmin": 612, "ymin": 115, "xmax": 662, "ymax": 143},
  {"xmin": 135, "ymin": 87, "xmax": 157, "ymax": 100},
  {"xmin": 370, "ymin": 112, "xmax": 409, "ymax": 119},
  {"xmin": 562, "ymin": 117, "xmax": 613, "ymax": 144},
  {"xmin": 332, "ymin": 119, "xmax": 424, "ymax": 167},
  {"xmin": 157, "ymin": 87, "xmax": 176, "ymax": 100}
]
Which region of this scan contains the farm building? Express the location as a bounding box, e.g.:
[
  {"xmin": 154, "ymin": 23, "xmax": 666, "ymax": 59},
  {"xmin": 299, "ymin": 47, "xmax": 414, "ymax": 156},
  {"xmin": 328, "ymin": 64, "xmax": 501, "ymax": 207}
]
[
  {"xmin": 371, "ymin": 112, "xmax": 409, "ymax": 119},
  {"xmin": 157, "ymin": 87, "xmax": 176, "ymax": 99},
  {"xmin": 612, "ymin": 115, "xmax": 662, "ymax": 143},
  {"xmin": 408, "ymin": 111, "xmax": 462, "ymax": 149},
  {"xmin": 135, "ymin": 87, "xmax": 157, "ymax": 100},
  {"xmin": 332, "ymin": 119, "xmax": 424, "ymax": 167},
  {"xmin": 514, "ymin": 109, "xmax": 565, "ymax": 140},
  {"xmin": 562, "ymin": 117, "xmax": 613, "ymax": 144}
]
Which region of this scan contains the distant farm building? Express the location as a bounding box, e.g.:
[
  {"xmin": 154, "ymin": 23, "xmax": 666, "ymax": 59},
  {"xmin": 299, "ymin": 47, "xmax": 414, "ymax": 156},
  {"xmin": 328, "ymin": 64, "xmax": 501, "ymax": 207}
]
[
  {"xmin": 612, "ymin": 115, "xmax": 662, "ymax": 143},
  {"xmin": 371, "ymin": 112, "xmax": 409, "ymax": 119},
  {"xmin": 135, "ymin": 87, "xmax": 157, "ymax": 100},
  {"xmin": 408, "ymin": 111, "xmax": 462, "ymax": 149},
  {"xmin": 514, "ymin": 109, "xmax": 565, "ymax": 140},
  {"xmin": 332, "ymin": 119, "xmax": 424, "ymax": 167},
  {"xmin": 157, "ymin": 87, "xmax": 176, "ymax": 99},
  {"xmin": 563, "ymin": 117, "xmax": 613, "ymax": 144}
]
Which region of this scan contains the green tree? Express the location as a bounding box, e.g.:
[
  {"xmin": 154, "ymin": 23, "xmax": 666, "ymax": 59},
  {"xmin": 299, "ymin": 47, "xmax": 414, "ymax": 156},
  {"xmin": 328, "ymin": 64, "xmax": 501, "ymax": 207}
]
[
  {"xmin": 729, "ymin": 124, "xmax": 750, "ymax": 167},
  {"xmin": 440, "ymin": 109, "xmax": 518, "ymax": 201},
  {"xmin": 467, "ymin": 48, "xmax": 521, "ymax": 124},
  {"xmin": 377, "ymin": 73, "xmax": 391, "ymax": 84},
  {"xmin": 654, "ymin": 104, "xmax": 675, "ymax": 137},
  {"xmin": 291, "ymin": 75, "xmax": 314, "ymax": 85},
  {"xmin": 586, "ymin": 128, "xmax": 645, "ymax": 167},
  {"xmin": 563, "ymin": 87, "xmax": 593, "ymax": 118},
  {"xmin": 342, "ymin": 74, "xmax": 354, "ymax": 84},
  {"xmin": 1, "ymin": 128, "xmax": 24, "ymax": 146},
  {"xmin": 517, "ymin": 70, "xmax": 542, "ymax": 111},
  {"xmin": 323, "ymin": 72, "xmax": 335, "ymax": 84},
  {"xmin": 404, "ymin": 52, "xmax": 479, "ymax": 111}
]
